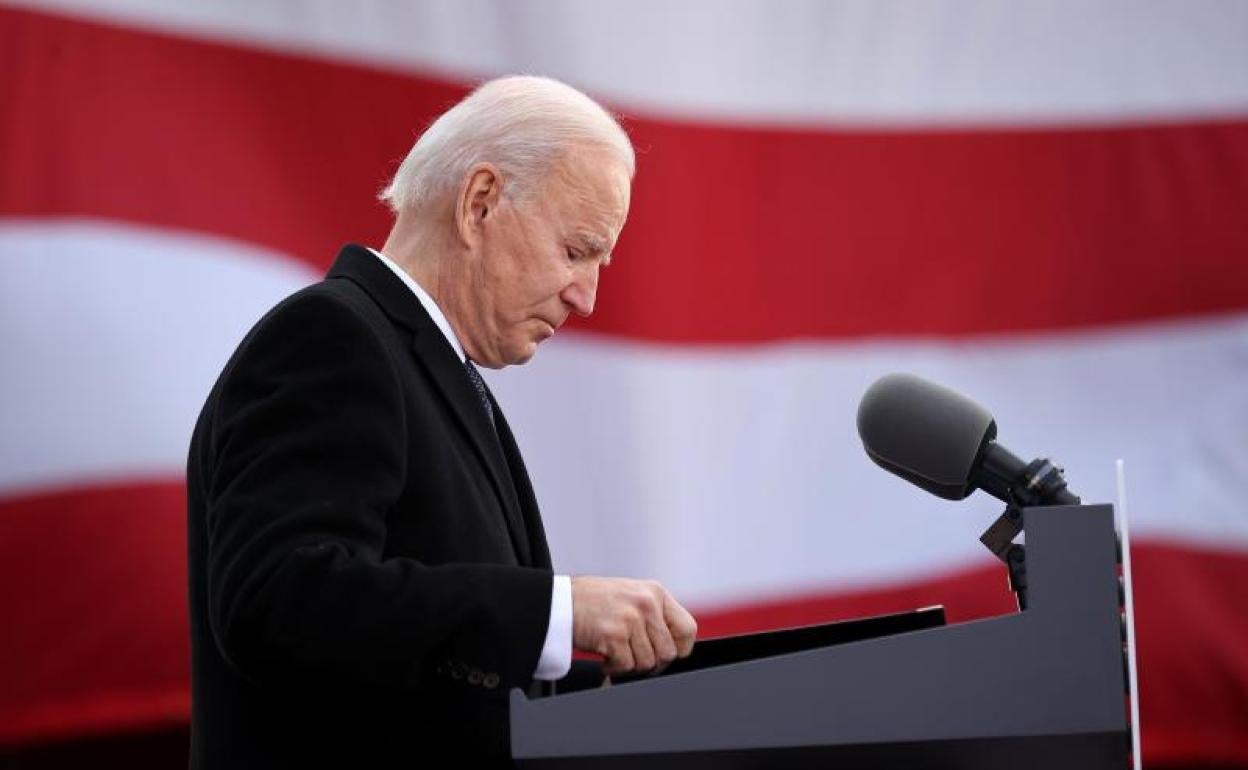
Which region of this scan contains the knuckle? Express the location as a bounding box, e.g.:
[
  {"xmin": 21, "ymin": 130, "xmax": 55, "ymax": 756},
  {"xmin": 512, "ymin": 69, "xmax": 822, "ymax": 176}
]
[
  {"xmin": 638, "ymin": 595, "xmax": 660, "ymax": 619},
  {"xmin": 606, "ymin": 620, "xmax": 629, "ymax": 643},
  {"xmin": 648, "ymin": 582, "xmax": 667, "ymax": 603}
]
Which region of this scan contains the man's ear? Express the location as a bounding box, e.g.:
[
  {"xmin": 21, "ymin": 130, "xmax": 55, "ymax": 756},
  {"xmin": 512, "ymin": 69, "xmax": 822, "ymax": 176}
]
[{"xmin": 455, "ymin": 163, "xmax": 502, "ymax": 246}]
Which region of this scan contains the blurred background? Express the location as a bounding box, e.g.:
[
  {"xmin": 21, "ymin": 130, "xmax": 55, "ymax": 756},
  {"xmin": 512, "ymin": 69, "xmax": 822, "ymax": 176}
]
[{"xmin": 2, "ymin": 1, "xmax": 1246, "ymax": 767}]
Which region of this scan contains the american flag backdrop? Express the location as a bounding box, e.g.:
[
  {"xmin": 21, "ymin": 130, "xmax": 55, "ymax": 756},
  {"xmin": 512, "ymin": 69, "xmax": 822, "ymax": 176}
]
[{"xmin": 2, "ymin": 1, "xmax": 1247, "ymax": 765}]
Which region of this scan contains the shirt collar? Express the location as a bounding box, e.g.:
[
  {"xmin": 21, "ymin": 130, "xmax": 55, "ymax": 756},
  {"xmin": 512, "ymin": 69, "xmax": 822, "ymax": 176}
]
[{"xmin": 367, "ymin": 247, "xmax": 467, "ymax": 364}]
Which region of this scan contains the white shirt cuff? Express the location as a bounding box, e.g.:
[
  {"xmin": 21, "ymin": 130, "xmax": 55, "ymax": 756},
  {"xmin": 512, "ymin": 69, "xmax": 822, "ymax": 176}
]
[{"xmin": 532, "ymin": 574, "xmax": 572, "ymax": 680}]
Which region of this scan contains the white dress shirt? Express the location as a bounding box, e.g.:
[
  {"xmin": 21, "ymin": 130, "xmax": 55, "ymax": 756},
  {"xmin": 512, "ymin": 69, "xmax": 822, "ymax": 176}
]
[{"xmin": 368, "ymin": 248, "xmax": 572, "ymax": 681}]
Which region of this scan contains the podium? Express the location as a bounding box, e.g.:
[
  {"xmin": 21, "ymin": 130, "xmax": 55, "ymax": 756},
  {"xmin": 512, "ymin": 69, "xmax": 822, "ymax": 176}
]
[{"xmin": 510, "ymin": 504, "xmax": 1133, "ymax": 768}]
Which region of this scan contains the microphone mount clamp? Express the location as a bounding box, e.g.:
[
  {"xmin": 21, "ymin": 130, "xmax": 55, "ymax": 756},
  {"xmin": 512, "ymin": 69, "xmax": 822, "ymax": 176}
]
[{"xmin": 978, "ymin": 457, "xmax": 1075, "ymax": 611}]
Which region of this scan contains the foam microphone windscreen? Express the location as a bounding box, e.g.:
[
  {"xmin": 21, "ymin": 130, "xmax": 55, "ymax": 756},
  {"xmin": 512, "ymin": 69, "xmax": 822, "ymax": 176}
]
[{"xmin": 856, "ymin": 373, "xmax": 997, "ymax": 500}]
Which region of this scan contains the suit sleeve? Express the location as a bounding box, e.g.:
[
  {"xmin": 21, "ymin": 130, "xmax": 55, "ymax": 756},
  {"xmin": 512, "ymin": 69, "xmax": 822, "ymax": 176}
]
[{"xmin": 202, "ymin": 290, "xmax": 552, "ymax": 693}]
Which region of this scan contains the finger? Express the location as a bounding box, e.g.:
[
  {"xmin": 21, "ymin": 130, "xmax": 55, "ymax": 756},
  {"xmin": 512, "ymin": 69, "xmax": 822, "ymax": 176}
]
[
  {"xmin": 630, "ymin": 621, "xmax": 658, "ymax": 672},
  {"xmin": 664, "ymin": 593, "xmax": 699, "ymax": 657},
  {"xmin": 646, "ymin": 604, "xmax": 679, "ymax": 668},
  {"xmin": 604, "ymin": 639, "xmax": 635, "ymax": 676}
]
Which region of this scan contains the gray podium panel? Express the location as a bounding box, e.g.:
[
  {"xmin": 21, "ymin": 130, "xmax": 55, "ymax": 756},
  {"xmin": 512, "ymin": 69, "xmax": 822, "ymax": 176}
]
[{"xmin": 511, "ymin": 504, "xmax": 1130, "ymax": 768}]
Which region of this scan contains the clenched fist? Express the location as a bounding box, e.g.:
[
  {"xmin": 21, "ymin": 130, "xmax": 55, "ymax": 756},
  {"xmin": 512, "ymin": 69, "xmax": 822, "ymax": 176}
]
[{"xmin": 570, "ymin": 576, "xmax": 698, "ymax": 675}]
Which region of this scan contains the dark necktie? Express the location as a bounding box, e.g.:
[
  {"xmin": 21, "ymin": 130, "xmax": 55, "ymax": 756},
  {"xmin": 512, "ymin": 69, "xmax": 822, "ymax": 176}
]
[{"xmin": 463, "ymin": 359, "xmax": 496, "ymax": 430}]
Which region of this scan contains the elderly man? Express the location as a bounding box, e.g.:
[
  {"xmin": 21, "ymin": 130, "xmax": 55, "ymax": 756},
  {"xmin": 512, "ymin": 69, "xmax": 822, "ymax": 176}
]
[{"xmin": 186, "ymin": 75, "xmax": 697, "ymax": 768}]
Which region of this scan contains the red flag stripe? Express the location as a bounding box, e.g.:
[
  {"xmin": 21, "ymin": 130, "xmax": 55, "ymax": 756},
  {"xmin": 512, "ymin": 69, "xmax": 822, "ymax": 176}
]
[
  {"xmin": 0, "ymin": 480, "xmax": 189, "ymax": 745},
  {"xmin": 4, "ymin": 6, "xmax": 1248, "ymax": 343}
]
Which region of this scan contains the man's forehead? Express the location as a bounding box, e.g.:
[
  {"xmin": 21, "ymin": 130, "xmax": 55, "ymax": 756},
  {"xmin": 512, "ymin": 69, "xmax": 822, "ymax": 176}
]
[
  {"xmin": 544, "ymin": 150, "xmax": 630, "ymax": 253},
  {"xmin": 558, "ymin": 147, "xmax": 631, "ymax": 201},
  {"xmin": 562, "ymin": 176, "xmax": 628, "ymax": 238}
]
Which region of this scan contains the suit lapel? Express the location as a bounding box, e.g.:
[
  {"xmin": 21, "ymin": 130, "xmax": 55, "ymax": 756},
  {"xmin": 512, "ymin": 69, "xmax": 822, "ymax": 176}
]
[
  {"xmin": 408, "ymin": 331, "xmax": 533, "ymax": 565},
  {"xmin": 493, "ymin": 404, "xmax": 552, "ymax": 570},
  {"xmin": 326, "ymin": 244, "xmax": 532, "ymax": 565}
]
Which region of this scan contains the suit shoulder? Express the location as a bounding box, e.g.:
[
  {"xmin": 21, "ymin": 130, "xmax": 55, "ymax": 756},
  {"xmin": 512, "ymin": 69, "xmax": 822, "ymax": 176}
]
[
  {"xmin": 251, "ymin": 278, "xmax": 385, "ymax": 337},
  {"xmin": 211, "ymin": 278, "xmax": 400, "ymax": 399},
  {"xmin": 188, "ymin": 275, "xmax": 403, "ymax": 482}
]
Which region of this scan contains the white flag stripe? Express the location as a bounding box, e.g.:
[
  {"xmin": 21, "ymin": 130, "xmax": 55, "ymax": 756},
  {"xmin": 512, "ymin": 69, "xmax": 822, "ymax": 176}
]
[
  {"xmin": 8, "ymin": 0, "xmax": 1248, "ymax": 125},
  {"xmin": 493, "ymin": 320, "xmax": 1248, "ymax": 603},
  {"xmin": 4, "ymin": 220, "xmax": 1245, "ymax": 608},
  {"xmin": 0, "ymin": 220, "xmax": 316, "ymax": 496}
]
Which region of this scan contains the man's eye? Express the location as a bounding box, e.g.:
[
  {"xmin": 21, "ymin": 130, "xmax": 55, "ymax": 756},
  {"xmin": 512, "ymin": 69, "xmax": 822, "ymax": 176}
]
[{"xmin": 566, "ymin": 248, "xmax": 580, "ymax": 262}]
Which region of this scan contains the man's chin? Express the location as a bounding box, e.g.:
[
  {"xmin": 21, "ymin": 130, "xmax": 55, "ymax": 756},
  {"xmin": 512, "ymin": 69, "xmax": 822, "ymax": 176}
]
[{"xmin": 504, "ymin": 341, "xmax": 540, "ymax": 367}]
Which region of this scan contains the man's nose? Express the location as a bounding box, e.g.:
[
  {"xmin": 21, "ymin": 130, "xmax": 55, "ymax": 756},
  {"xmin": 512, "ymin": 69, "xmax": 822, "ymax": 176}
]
[{"xmin": 561, "ymin": 265, "xmax": 599, "ymax": 317}]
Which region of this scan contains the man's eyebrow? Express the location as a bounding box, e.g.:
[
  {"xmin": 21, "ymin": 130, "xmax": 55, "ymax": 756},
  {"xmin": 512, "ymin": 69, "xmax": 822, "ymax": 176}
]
[
  {"xmin": 576, "ymin": 232, "xmax": 613, "ymax": 264},
  {"xmin": 578, "ymin": 233, "xmax": 609, "ymax": 254}
]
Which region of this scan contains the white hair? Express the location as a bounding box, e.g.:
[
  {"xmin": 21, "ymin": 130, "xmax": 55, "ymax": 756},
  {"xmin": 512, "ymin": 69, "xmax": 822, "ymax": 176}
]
[{"xmin": 379, "ymin": 75, "xmax": 635, "ymax": 213}]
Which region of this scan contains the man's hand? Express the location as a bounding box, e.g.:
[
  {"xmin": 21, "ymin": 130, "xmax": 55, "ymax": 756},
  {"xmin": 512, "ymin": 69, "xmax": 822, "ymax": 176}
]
[{"xmin": 570, "ymin": 576, "xmax": 698, "ymax": 676}]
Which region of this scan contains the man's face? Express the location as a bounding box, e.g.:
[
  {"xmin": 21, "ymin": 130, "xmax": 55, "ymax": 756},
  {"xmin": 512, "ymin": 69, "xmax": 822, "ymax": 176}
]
[{"xmin": 462, "ymin": 146, "xmax": 631, "ymax": 368}]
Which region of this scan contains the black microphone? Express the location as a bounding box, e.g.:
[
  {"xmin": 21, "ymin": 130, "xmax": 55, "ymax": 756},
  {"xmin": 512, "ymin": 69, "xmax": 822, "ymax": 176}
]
[{"xmin": 856, "ymin": 373, "xmax": 1079, "ymax": 507}]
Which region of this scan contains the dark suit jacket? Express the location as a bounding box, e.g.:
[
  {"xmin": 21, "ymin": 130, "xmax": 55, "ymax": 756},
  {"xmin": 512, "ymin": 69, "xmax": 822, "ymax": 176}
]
[{"xmin": 186, "ymin": 244, "xmax": 554, "ymax": 768}]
